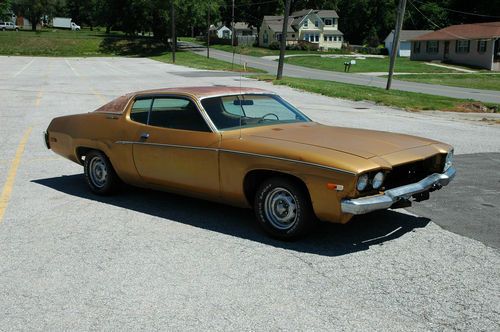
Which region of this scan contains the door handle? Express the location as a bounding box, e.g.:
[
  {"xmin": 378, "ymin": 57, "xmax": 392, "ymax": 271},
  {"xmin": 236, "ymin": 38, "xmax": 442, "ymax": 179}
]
[{"xmin": 140, "ymin": 133, "xmax": 150, "ymax": 140}]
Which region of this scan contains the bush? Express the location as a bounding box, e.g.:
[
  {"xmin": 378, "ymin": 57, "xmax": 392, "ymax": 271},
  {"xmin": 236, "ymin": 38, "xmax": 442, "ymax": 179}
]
[{"xmin": 269, "ymin": 41, "xmax": 280, "ymax": 50}]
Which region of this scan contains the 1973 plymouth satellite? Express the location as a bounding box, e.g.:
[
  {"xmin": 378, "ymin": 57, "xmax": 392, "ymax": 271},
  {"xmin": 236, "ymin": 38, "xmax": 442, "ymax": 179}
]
[{"xmin": 45, "ymin": 86, "xmax": 455, "ymax": 239}]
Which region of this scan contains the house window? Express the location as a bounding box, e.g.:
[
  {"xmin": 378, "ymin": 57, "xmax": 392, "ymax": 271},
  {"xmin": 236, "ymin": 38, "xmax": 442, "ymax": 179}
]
[
  {"xmin": 339, "ymin": 36, "xmax": 342, "ymax": 42},
  {"xmin": 477, "ymin": 40, "xmax": 487, "ymax": 53},
  {"xmin": 304, "ymin": 33, "xmax": 309, "ymax": 41},
  {"xmin": 263, "ymin": 31, "xmax": 268, "ymax": 45},
  {"xmin": 291, "ymin": 34, "xmax": 295, "ymax": 38},
  {"xmin": 315, "ymin": 20, "xmax": 320, "ymax": 28},
  {"xmin": 303, "ymin": 19, "xmax": 308, "ymax": 28},
  {"xmin": 324, "ymin": 36, "xmax": 327, "ymax": 41},
  {"xmin": 414, "ymin": 41, "xmax": 421, "ymax": 54},
  {"xmin": 333, "ymin": 18, "xmax": 337, "ymax": 25},
  {"xmin": 426, "ymin": 40, "xmax": 439, "ymax": 53},
  {"xmin": 315, "ymin": 34, "xmax": 319, "ymax": 42},
  {"xmin": 276, "ymin": 33, "xmax": 282, "ymax": 41},
  {"xmin": 324, "ymin": 19, "xmax": 332, "ymax": 26},
  {"xmin": 455, "ymin": 40, "xmax": 470, "ymax": 53}
]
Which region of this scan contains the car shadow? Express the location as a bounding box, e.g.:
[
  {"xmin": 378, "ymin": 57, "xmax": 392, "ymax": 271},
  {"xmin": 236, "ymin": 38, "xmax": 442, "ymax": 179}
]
[{"xmin": 32, "ymin": 174, "xmax": 430, "ymax": 257}]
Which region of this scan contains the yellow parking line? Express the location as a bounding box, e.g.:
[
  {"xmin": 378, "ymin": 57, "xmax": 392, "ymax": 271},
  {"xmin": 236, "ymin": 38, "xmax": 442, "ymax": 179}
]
[
  {"xmin": 35, "ymin": 90, "xmax": 43, "ymax": 107},
  {"xmin": 0, "ymin": 127, "xmax": 33, "ymax": 224},
  {"xmin": 91, "ymin": 87, "xmax": 108, "ymax": 103}
]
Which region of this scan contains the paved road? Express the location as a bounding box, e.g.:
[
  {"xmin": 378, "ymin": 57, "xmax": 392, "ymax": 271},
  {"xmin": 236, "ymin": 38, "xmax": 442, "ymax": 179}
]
[
  {"xmin": 0, "ymin": 56, "xmax": 499, "ymax": 330},
  {"xmin": 183, "ymin": 42, "xmax": 500, "ymax": 104}
]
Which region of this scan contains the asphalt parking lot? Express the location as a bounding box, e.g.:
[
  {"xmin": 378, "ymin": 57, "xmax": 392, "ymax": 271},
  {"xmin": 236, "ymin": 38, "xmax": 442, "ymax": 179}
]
[{"xmin": 0, "ymin": 56, "xmax": 499, "ymax": 330}]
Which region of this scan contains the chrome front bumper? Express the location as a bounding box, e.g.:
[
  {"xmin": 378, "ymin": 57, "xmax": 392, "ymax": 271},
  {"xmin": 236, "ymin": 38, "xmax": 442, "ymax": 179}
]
[{"xmin": 341, "ymin": 166, "xmax": 456, "ymax": 215}]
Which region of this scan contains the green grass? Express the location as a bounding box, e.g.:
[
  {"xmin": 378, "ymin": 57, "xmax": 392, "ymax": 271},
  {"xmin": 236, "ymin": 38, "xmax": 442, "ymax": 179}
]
[
  {"xmin": 253, "ymin": 75, "xmax": 498, "ymax": 112},
  {"xmin": 391, "ymin": 73, "xmax": 500, "ymax": 91},
  {"xmin": 0, "ymin": 29, "xmax": 166, "ymax": 56},
  {"xmin": 151, "ymin": 51, "xmax": 264, "ymax": 72},
  {"xmin": 0, "ymin": 30, "xmax": 264, "ymax": 72},
  {"xmin": 202, "ymin": 44, "xmax": 347, "ymax": 57},
  {"xmin": 284, "ymin": 56, "xmax": 468, "ymax": 73}
]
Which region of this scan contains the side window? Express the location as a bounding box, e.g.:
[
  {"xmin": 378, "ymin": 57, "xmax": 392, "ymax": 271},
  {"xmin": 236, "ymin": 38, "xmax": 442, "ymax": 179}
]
[
  {"xmin": 149, "ymin": 97, "xmax": 211, "ymax": 132},
  {"xmin": 130, "ymin": 98, "xmax": 152, "ymax": 124}
]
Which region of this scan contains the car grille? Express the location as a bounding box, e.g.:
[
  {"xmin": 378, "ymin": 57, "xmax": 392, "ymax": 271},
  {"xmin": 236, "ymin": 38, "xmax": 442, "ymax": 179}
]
[{"xmin": 383, "ymin": 154, "xmax": 446, "ymax": 190}]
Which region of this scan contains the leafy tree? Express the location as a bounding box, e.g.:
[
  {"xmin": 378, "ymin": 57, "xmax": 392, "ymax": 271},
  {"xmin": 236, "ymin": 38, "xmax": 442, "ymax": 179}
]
[
  {"xmin": 12, "ymin": 0, "xmax": 57, "ymax": 30},
  {"xmin": 0, "ymin": 0, "xmax": 14, "ymax": 20}
]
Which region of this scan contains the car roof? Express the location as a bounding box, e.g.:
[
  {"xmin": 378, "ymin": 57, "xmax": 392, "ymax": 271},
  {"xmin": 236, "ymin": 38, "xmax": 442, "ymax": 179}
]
[
  {"xmin": 133, "ymin": 86, "xmax": 272, "ymax": 99},
  {"xmin": 93, "ymin": 86, "xmax": 274, "ymax": 114}
]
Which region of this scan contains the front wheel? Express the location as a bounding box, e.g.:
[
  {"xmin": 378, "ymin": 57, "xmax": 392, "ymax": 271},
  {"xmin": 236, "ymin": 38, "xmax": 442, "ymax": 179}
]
[
  {"xmin": 254, "ymin": 177, "xmax": 315, "ymax": 240},
  {"xmin": 84, "ymin": 150, "xmax": 120, "ymax": 195}
]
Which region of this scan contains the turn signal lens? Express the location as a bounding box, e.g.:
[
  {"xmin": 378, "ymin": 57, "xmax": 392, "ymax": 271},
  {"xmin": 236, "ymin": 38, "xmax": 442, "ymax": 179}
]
[
  {"xmin": 357, "ymin": 174, "xmax": 369, "ymax": 191},
  {"xmin": 372, "ymin": 171, "xmax": 385, "ymax": 189},
  {"xmin": 444, "ymin": 149, "xmax": 454, "ymax": 171}
]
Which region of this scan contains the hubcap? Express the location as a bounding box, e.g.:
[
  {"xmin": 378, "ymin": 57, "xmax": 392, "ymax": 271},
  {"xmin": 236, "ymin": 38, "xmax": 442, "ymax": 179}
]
[
  {"xmin": 264, "ymin": 187, "xmax": 298, "ymax": 230},
  {"xmin": 89, "ymin": 156, "xmax": 108, "ymax": 188}
]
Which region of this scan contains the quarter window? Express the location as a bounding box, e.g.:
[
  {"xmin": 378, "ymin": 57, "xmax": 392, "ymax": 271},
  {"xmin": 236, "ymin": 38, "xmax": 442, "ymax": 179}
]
[
  {"xmin": 130, "ymin": 98, "xmax": 152, "ymax": 124},
  {"xmin": 149, "ymin": 97, "xmax": 210, "ymax": 132}
]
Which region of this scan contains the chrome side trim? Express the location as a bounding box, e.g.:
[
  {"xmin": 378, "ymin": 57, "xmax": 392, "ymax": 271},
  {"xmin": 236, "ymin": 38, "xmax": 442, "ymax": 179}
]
[
  {"xmin": 341, "ymin": 166, "xmax": 456, "ymax": 215},
  {"xmin": 114, "ymin": 140, "xmax": 355, "ymax": 175}
]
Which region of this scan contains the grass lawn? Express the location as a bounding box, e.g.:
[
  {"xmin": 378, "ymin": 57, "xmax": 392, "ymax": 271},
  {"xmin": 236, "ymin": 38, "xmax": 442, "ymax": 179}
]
[
  {"xmin": 253, "ymin": 75, "xmax": 498, "ymax": 112},
  {"xmin": 391, "ymin": 73, "xmax": 500, "ymax": 91},
  {"xmin": 284, "ymin": 56, "xmax": 466, "ymax": 73},
  {"xmin": 200, "ymin": 44, "xmax": 347, "ymax": 57},
  {"xmin": 0, "ymin": 29, "xmax": 263, "ymax": 72},
  {"xmin": 151, "ymin": 51, "xmax": 264, "ymax": 72}
]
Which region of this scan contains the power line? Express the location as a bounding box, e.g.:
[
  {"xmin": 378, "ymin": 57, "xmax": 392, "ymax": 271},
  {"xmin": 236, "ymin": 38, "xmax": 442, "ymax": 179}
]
[
  {"xmin": 411, "ymin": 0, "xmax": 500, "ymax": 19},
  {"xmin": 408, "ymin": 0, "xmax": 468, "ymax": 39}
]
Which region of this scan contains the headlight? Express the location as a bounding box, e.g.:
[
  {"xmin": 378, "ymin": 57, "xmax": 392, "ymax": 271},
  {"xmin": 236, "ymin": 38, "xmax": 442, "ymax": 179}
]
[
  {"xmin": 357, "ymin": 174, "xmax": 369, "ymax": 191},
  {"xmin": 444, "ymin": 149, "xmax": 454, "ymax": 171},
  {"xmin": 372, "ymin": 171, "xmax": 385, "ymax": 189}
]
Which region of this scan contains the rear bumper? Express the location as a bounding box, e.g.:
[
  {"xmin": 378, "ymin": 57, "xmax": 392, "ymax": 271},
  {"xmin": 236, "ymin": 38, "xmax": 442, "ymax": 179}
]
[
  {"xmin": 43, "ymin": 131, "xmax": 50, "ymax": 149},
  {"xmin": 341, "ymin": 166, "xmax": 456, "ymax": 215}
]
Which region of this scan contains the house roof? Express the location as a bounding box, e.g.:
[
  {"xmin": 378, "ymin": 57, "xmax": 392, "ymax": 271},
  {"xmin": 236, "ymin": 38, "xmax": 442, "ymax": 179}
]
[
  {"xmin": 234, "ymin": 22, "xmax": 253, "ymax": 31},
  {"xmin": 290, "ymin": 9, "xmax": 339, "ymax": 19},
  {"xmin": 412, "ymin": 22, "xmax": 500, "ymax": 41},
  {"xmin": 385, "ymin": 30, "xmax": 433, "ymax": 42},
  {"xmin": 263, "ymin": 16, "xmax": 294, "ymax": 33}
]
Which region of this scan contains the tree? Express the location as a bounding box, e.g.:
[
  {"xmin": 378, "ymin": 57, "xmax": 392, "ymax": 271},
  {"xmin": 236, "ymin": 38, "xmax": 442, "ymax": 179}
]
[
  {"xmin": 0, "ymin": 0, "xmax": 14, "ymax": 21},
  {"xmin": 12, "ymin": 0, "xmax": 57, "ymax": 30}
]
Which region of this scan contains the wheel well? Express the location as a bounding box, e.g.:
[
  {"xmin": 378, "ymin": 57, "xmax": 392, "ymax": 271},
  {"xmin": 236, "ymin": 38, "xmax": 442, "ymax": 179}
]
[
  {"xmin": 243, "ymin": 170, "xmax": 310, "ymax": 207},
  {"xmin": 76, "ymin": 147, "xmax": 99, "ymax": 164}
]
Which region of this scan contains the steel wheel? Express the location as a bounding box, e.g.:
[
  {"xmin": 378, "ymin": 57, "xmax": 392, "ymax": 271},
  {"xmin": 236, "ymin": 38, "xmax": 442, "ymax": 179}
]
[
  {"xmin": 255, "ymin": 177, "xmax": 315, "ymax": 240},
  {"xmin": 264, "ymin": 187, "xmax": 298, "ymax": 230},
  {"xmin": 88, "ymin": 155, "xmax": 108, "ymax": 188},
  {"xmin": 83, "ymin": 150, "xmax": 120, "ymax": 195}
]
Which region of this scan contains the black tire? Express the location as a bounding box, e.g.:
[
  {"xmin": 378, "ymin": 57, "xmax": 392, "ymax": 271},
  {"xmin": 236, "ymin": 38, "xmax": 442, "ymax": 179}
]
[
  {"xmin": 83, "ymin": 150, "xmax": 120, "ymax": 195},
  {"xmin": 254, "ymin": 177, "xmax": 315, "ymax": 240}
]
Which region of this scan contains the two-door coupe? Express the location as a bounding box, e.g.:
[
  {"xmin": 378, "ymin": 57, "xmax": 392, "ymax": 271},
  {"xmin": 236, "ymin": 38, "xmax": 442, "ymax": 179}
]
[{"xmin": 45, "ymin": 86, "xmax": 455, "ymax": 239}]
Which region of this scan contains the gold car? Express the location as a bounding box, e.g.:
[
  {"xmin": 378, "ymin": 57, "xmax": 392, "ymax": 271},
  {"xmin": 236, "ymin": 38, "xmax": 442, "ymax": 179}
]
[{"xmin": 45, "ymin": 86, "xmax": 455, "ymax": 239}]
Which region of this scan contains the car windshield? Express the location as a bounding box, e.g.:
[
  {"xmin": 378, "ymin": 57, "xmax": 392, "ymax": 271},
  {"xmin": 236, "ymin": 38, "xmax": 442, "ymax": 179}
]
[{"xmin": 200, "ymin": 94, "xmax": 310, "ymax": 131}]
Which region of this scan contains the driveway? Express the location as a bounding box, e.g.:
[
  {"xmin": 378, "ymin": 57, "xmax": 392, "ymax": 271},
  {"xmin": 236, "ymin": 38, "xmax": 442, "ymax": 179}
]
[
  {"xmin": 0, "ymin": 56, "xmax": 499, "ymax": 330},
  {"xmin": 182, "ymin": 42, "xmax": 500, "ymax": 104}
]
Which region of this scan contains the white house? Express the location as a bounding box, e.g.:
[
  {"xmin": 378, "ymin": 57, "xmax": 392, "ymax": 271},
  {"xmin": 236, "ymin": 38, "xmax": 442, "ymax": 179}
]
[
  {"xmin": 259, "ymin": 9, "xmax": 344, "ymax": 50},
  {"xmin": 384, "ymin": 30, "xmax": 433, "ymax": 57},
  {"xmin": 215, "ymin": 24, "xmax": 232, "ymax": 39}
]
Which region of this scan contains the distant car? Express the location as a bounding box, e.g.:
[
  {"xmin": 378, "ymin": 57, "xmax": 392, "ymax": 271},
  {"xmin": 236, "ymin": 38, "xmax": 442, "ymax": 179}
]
[
  {"xmin": 45, "ymin": 87, "xmax": 456, "ymax": 240},
  {"xmin": 0, "ymin": 21, "xmax": 19, "ymax": 31}
]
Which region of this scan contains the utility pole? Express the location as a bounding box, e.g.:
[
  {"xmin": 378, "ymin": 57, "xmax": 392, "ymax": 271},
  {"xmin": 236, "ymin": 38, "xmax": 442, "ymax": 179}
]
[
  {"xmin": 207, "ymin": 4, "xmax": 210, "ymax": 58},
  {"xmin": 277, "ymin": 0, "xmax": 291, "ymax": 80},
  {"xmin": 386, "ymin": 0, "xmax": 407, "ymax": 90},
  {"xmin": 171, "ymin": 0, "xmax": 176, "ymax": 63}
]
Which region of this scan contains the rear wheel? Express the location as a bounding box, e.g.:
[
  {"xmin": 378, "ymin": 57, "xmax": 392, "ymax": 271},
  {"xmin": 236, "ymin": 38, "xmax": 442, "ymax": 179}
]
[
  {"xmin": 254, "ymin": 177, "xmax": 315, "ymax": 240},
  {"xmin": 83, "ymin": 150, "xmax": 119, "ymax": 195}
]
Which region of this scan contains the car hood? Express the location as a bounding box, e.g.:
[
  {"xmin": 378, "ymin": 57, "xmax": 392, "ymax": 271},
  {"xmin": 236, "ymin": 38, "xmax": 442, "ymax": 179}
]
[{"xmin": 246, "ymin": 122, "xmax": 436, "ymax": 159}]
